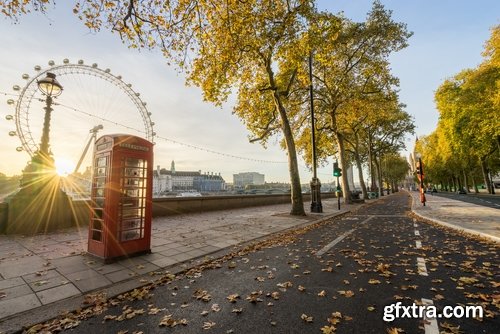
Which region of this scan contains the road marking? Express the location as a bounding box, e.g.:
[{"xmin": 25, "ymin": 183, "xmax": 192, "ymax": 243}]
[
  {"xmin": 421, "ymin": 298, "xmax": 439, "ymax": 334},
  {"xmin": 414, "ymin": 223, "xmax": 418, "ymax": 228},
  {"xmin": 414, "ymin": 230, "xmax": 420, "ymax": 236},
  {"xmin": 417, "ymin": 257, "xmax": 428, "ymax": 276},
  {"xmin": 416, "ymin": 240, "xmax": 422, "ymax": 249},
  {"xmin": 316, "ymin": 216, "xmax": 374, "ymax": 256}
]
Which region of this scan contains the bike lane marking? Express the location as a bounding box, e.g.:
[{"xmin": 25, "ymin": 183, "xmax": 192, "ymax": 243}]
[{"xmin": 316, "ymin": 216, "xmax": 375, "ymax": 256}]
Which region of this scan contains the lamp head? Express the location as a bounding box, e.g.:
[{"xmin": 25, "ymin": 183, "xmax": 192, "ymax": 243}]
[{"xmin": 37, "ymin": 72, "xmax": 63, "ymax": 97}]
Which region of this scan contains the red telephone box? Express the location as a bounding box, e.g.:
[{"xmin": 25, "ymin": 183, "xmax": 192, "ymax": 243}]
[{"xmin": 88, "ymin": 134, "xmax": 153, "ymax": 262}]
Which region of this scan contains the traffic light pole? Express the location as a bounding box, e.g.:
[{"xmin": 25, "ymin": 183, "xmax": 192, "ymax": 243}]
[{"xmin": 333, "ymin": 159, "xmax": 342, "ymax": 210}]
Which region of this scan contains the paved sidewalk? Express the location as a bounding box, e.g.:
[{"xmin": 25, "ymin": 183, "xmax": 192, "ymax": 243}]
[
  {"xmin": 0, "ymin": 197, "xmax": 357, "ymax": 333},
  {"xmin": 407, "ymin": 190, "xmax": 500, "ymax": 243}
]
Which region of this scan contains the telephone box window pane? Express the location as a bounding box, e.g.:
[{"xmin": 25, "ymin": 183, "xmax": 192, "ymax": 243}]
[
  {"xmin": 121, "ymin": 230, "xmax": 140, "ymax": 241},
  {"xmin": 92, "ymin": 230, "xmax": 102, "ymax": 241},
  {"xmin": 95, "ymin": 198, "xmax": 104, "ymax": 207},
  {"xmin": 94, "ymin": 209, "xmax": 104, "ymax": 219},
  {"xmin": 122, "ymin": 208, "xmax": 141, "ymax": 218},
  {"xmin": 97, "ymin": 168, "xmax": 106, "ymax": 176},
  {"xmin": 97, "ymin": 157, "xmax": 107, "ymax": 167},
  {"xmin": 93, "ymin": 219, "xmax": 102, "ymax": 231},
  {"xmin": 125, "ymin": 168, "xmax": 144, "ymax": 178},
  {"xmin": 96, "ymin": 188, "xmax": 105, "ymax": 197},
  {"xmin": 96, "ymin": 178, "xmax": 105, "ymax": 188}
]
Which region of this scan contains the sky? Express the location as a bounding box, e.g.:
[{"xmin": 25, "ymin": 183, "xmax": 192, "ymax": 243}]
[{"xmin": 0, "ymin": 1, "xmax": 499, "ymax": 185}]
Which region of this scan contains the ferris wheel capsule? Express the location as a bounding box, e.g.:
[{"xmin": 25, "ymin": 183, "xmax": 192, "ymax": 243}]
[
  {"xmin": 48, "ymin": 60, "xmax": 55, "ymax": 66},
  {"xmin": 78, "ymin": 59, "xmax": 84, "ymax": 65},
  {"xmin": 7, "ymin": 99, "xmax": 15, "ymax": 105},
  {"xmin": 92, "ymin": 63, "xmax": 98, "ymax": 68},
  {"xmin": 105, "ymin": 68, "xmax": 110, "ymax": 73},
  {"xmin": 63, "ymin": 58, "xmax": 70, "ymax": 64},
  {"xmin": 12, "ymin": 85, "xmax": 20, "ymax": 91},
  {"xmin": 5, "ymin": 115, "xmax": 13, "ymax": 120},
  {"xmin": 16, "ymin": 147, "xmax": 23, "ymax": 152},
  {"xmin": 34, "ymin": 65, "xmax": 41, "ymax": 71},
  {"xmin": 22, "ymin": 74, "xmax": 29, "ymax": 80},
  {"xmin": 9, "ymin": 131, "xmax": 17, "ymax": 136}
]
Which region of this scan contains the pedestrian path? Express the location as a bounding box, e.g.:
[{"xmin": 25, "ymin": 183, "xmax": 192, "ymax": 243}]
[
  {"xmin": 0, "ymin": 197, "xmax": 355, "ymax": 333},
  {"xmin": 407, "ymin": 190, "xmax": 500, "ymax": 243}
]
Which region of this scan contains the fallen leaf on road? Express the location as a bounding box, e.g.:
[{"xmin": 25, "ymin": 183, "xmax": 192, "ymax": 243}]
[
  {"xmin": 203, "ymin": 321, "xmax": 216, "ymax": 329},
  {"xmin": 301, "ymin": 314, "xmax": 313, "ymax": 323},
  {"xmin": 320, "ymin": 326, "xmax": 336, "ymax": 334},
  {"xmin": 227, "ymin": 294, "xmax": 240, "ymax": 303}
]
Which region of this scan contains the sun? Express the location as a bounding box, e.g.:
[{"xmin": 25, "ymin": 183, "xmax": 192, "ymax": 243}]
[{"xmin": 55, "ymin": 158, "xmax": 76, "ymax": 176}]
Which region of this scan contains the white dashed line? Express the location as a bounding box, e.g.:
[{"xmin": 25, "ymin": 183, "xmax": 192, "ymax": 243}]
[
  {"xmin": 421, "ymin": 298, "xmax": 439, "ymax": 334},
  {"xmin": 414, "ymin": 230, "xmax": 420, "ymax": 236},
  {"xmin": 316, "ymin": 229, "xmax": 356, "ymax": 256},
  {"xmin": 316, "ymin": 216, "xmax": 374, "ymax": 256},
  {"xmin": 417, "ymin": 257, "xmax": 428, "ymax": 276},
  {"xmin": 414, "ymin": 223, "xmax": 418, "ymax": 228},
  {"xmin": 415, "ymin": 240, "xmax": 422, "ymax": 249}
]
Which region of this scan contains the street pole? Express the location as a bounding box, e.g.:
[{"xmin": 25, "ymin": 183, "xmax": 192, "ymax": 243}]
[
  {"xmin": 309, "ymin": 53, "xmax": 322, "ymax": 213},
  {"xmin": 419, "ymin": 157, "xmax": 426, "ymax": 206}
]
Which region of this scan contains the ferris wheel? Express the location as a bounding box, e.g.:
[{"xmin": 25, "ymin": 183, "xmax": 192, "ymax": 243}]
[{"xmin": 5, "ymin": 59, "xmax": 155, "ymax": 173}]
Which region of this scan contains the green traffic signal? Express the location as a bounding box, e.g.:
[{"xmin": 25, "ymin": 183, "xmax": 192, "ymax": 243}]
[{"xmin": 333, "ymin": 162, "xmax": 342, "ymax": 177}]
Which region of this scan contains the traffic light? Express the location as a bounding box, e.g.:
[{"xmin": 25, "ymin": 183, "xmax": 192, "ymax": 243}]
[
  {"xmin": 333, "ymin": 162, "xmax": 342, "ymax": 177},
  {"xmin": 416, "ymin": 162, "xmax": 421, "ymax": 175}
]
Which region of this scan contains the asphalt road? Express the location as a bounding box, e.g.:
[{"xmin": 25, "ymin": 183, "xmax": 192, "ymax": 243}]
[
  {"xmin": 28, "ymin": 192, "xmax": 499, "ymax": 334},
  {"xmin": 432, "ymin": 191, "xmax": 500, "ymax": 209}
]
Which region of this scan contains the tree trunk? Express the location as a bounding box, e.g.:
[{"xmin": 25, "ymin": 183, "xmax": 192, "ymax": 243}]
[
  {"xmin": 374, "ymin": 155, "xmax": 383, "ymax": 197},
  {"xmin": 471, "ymin": 173, "xmax": 479, "ymax": 193},
  {"xmin": 353, "ymin": 133, "xmax": 368, "ymax": 199},
  {"xmin": 463, "ymin": 169, "xmax": 469, "ymax": 193},
  {"xmin": 274, "ymin": 92, "xmax": 304, "ymax": 216},
  {"xmin": 479, "ymin": 158, "xmax": 492, "ymax": 194},
  {"xmin": 367, "ymin": 131, "xmax": 375, "ymax": 191},
  {"xmin": 335, "ymin": 131, "xmax": 351, "ymax": 204},
  {"xmin": 355, "ymin": 156, "xmax": 368, "ymax": 199}
]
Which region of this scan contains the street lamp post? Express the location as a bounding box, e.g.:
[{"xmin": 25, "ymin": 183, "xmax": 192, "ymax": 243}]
[
  {"xmin": 21, "ymin": 72, "xmax": 63, "ymax": 186},
  {"xmin": 37, "ymin": 72, "xmax": 63, "ymax": 167},
  {"xmin": 309, "ymin": 53, "xmax": 322, "ymax": 213}
]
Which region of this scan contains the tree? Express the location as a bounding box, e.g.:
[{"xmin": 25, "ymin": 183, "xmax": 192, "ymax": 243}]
[
  {"xmin": 295, "ymin": 1, "xmax": 412, "ymax": 203},
  {"xmin": 2, "ymin": 0, "xmax": 326, "ymax": 215}
]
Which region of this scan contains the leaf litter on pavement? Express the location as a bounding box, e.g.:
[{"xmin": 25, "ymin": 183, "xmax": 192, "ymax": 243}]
[{"xmin": 24, "ymin": 200, "xmax": 499, "ymax": 333}]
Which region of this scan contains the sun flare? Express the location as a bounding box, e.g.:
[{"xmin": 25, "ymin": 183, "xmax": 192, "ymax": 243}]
[{"xmin": 55, "ymin": 158, "xmax": 76, "ymax": 176}]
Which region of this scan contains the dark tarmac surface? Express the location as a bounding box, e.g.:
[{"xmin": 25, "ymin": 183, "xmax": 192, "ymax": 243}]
[{"xmin": 26, "ymin": 192, "xmax": 499, "ymax": 333}]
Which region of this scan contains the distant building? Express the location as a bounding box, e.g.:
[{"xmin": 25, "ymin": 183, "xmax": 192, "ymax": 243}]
[
  {"xmin": 233, "ymin": 172, "xmax": 265, "ymax": 188},
  {"xmin": 153, "ymin": 165, "xmax": 173, "ymax": 195},
  {"xmin": 194, "ymin": 172, "xmax": 226, "ymax": 192},
  {"xmin": 153, "ymin": 161, "xmax": 225, "ymax": 194}
]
